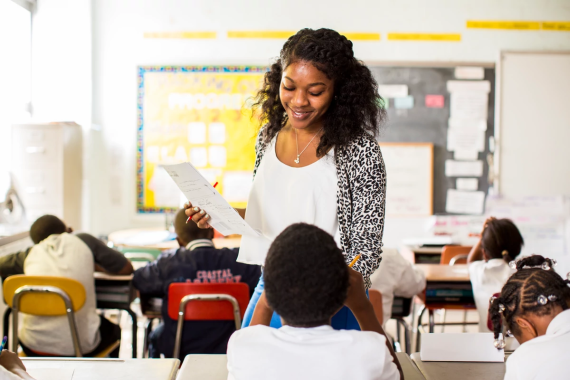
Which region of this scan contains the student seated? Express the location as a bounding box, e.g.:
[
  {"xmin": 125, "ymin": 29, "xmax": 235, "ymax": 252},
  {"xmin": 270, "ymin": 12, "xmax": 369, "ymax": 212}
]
[
  {"xmin": 132, "ymin": 208, "xmax": 261, "ymax": 358},
  {"xmin": 467, "ymin": 217, "xmax": 523, "ymax": 332},
  {"xmin": 370, "ymin": 248, "xmax": 426, "ymax": 328},
  {"xmin": 0, "ymin": 350, "xmax": 35, "ymax": 380},
  {"xmin": 227, "ymin": 223, "xmax": 402, "ymax": 380},
  {"xmin": 0, "ymin": 215, "xmax": 133, "ymax": 357},
  {"xmin": 489, "ymin": 255, "xmax": 570, "ymax": 380}
]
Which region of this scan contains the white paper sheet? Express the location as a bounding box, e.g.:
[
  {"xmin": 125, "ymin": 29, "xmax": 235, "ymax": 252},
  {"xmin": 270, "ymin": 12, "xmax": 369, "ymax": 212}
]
[
  {"xmin": 148, "ymin": 166, "xmax": 182, "ymax": 207},
  {"xmin": 378, "ymin": 84, "xmax": 408, "ymax": 98},
  {"xmin": 446, "ymin": 189, "xmax": 485, "ymax": 215},
  {"xmin": 454, "ymin": 66, "xmax": 485, "ymax": 80},
  {"xmin": 421, "ymin": 333, "xmax": 504, "ymax": 362},
  {"xmin": 453, "ymin": 150, "xmax": 479, "ymax": 161},
  {"xmin": 450, "ymin": 91, "xmax": 489, "ymax": 120},
  {"xmin": 447, "ymin": 80, "xmax": 491, "ymax": 93},
  {"xmin": 27, "ymin": 368, "xmax": 74, "ymax": 380},
  {"xmin": 456, "ymin": 178, "xmax": 479, "ymax": 191},
  {"xmin": 448, "ymin": 118, "xmax": 487, "ymax": 131},
  {"xmin": 447, "ymin": 127, "xmax": 485, "ymax": 152},
  {"xmin": 163, "ymin": 162, "xmax": 260, "ymax": 237},
  {"xmin": 445, "ymin": 160, "xmax": 483, "ymax": 177}
]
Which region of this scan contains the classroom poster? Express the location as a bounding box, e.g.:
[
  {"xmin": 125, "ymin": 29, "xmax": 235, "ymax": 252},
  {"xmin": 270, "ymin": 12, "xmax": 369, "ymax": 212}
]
[{"xmin": 137, "ymin": 66, "xmax": 267, "ymax": 213}]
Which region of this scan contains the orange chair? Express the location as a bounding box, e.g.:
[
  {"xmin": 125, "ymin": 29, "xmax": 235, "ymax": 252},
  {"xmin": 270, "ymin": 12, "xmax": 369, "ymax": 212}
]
[
  {"xmin": 440, "ymin": 245, "xmax": 472, "ymax": 265},
  {"xmin": 167, "ymin": 282, "xmax": 250, "ymax": 359}
]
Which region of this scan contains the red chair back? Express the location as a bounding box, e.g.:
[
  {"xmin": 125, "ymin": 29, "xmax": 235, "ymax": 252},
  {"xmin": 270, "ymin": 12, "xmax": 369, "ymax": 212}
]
[
  {"xmin": 440, "ymin": 245, "xmax": 472, "ymax": 265},
  {"xmin": 167, "ymin": 282, "xmax": 250, "ymax": 321}
]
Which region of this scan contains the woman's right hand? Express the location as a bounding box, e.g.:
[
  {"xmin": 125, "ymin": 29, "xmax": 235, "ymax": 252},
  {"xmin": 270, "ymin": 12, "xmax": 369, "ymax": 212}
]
[{"xmin": 184, "ymin": 202, "xmax": 211, "ymax": 229}]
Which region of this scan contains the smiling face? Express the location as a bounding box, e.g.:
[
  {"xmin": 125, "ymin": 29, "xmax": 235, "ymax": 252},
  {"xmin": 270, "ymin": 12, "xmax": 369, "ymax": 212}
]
[{"xmin": 279, "ymin": 60, "xmax": 335, "ymax": 131}]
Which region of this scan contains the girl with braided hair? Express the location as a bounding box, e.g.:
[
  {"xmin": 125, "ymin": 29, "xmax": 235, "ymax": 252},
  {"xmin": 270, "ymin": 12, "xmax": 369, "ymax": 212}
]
[
  {"xmin": 489, "ymin": 255, "xmax": 570, "ymax": 380},
  {"xmin": 187, "ymin": 28, "xmax": 388, "ymax": 330},
  {"xmin": 467, "ymin": 217, "xmax": 524, "ymax": 332}
]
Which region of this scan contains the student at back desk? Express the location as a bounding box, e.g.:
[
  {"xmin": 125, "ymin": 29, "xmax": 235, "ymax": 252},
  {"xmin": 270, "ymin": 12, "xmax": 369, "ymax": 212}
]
[
  {"xmin": 370, "ymin": 248, "xmax": 426, "ymax": 328},
  {"xmin": 467, "ymin": 217, "xmax": 523, "ymax": 332},
  {"xmin": 0, "ymin": 215, "xmax": 133, "ymax": 357},
  {"xmin": 132, "ymin": 209, "xmax": 261, "ymax": 358}
]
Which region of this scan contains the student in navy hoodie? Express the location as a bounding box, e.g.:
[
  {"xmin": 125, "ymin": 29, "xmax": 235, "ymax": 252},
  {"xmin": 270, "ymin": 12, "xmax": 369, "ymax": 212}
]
[{"xmin": 133, "ymin": 209, "xmax": 261, "ymax": 359}]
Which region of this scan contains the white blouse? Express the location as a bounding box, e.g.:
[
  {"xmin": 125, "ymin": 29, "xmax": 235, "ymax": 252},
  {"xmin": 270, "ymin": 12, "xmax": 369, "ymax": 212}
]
[{"xmin": 238, "ymin": 135, "xmax": 339, "ymax": 265}]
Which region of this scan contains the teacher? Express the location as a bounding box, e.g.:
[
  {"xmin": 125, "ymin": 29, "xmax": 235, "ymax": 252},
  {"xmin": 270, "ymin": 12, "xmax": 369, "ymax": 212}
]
[{"xmin": 185, "ymin": 28, "xmax": 387, "ymax": 330}]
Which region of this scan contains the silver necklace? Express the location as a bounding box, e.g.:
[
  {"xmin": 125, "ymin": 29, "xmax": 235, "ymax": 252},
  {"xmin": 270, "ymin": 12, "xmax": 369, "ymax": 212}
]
[{"xmin": 294, "ymin": 127, "xmax": 323, "ymax": 164}]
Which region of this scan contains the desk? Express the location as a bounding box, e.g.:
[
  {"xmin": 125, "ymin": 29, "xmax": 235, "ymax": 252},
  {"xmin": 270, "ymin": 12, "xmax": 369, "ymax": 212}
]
[
  {"xmin": 108, "ymin": 228, "xmax": 241, "ymax": 251},
  {"xmin": 23, "ymin": 357, "xmax": 179, "ymax": 380},
  {"xmin": 177, "ymin": 353, "xmax": 426, "ymax": 380},
  {"xmin": 416, "ymin": 264, "xmax": 470, "ymax": 282},
  {"xmin": 410, "ymin": 352, "xmax": 505, "ymax": 380}
]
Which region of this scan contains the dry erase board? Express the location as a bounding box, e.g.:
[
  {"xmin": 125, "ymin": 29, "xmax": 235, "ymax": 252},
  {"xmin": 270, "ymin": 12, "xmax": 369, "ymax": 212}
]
[
  {"xmin": 370, "ymin": 66, "xmax": 495, "ymax": 214},
  {"xmin": 380, "ymin": 143, "xmax": 433, "ymax": 217}
]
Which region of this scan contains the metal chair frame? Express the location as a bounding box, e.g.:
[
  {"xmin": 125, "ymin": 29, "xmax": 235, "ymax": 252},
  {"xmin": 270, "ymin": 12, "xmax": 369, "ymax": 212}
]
[
  {"xmin": 10, "ymin": 285, "xmax": 83, "ymax": 357},
  {"xmin": 172, "ymin": 293, "xmax": 241, "ymax": 359}
]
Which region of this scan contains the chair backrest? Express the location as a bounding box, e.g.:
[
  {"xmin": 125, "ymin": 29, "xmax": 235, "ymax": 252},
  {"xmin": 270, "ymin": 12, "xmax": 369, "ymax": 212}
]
[
  {"xmin": 3, "ymin": 275, "xmax": 86, "ymax": 315},
  {"xmin": 167, "ymin": 282, "xmax": 250, "ymax": 321},
  {"xmin": 391, "ymin": 296, "xmax": 413, "ymax": 318},
  {"xmin": 440, "ymin": 245, "xmax": 472, "ymax": 265},
  {"xmin": 368, "ymin": 289, "xmax": 384, "ymax": 325}
]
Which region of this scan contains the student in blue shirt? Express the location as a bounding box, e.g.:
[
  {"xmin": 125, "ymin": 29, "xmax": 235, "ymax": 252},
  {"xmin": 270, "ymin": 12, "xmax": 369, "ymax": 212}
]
[{"xmin": 133, "ymin": 209, "xmax": 261, "ymax": 359}]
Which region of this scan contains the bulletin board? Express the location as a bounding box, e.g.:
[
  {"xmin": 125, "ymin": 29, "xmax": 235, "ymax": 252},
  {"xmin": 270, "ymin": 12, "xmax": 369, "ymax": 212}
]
[{"xmin": 136, "ymin": 66, "xmax": 267, "ymax": 213}]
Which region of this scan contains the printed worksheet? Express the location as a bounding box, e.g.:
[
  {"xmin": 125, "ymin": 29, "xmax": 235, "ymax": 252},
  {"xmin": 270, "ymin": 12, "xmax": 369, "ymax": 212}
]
[{"xmin": 162, "ymin": 162, "xmax": 260, "ymax": 237}]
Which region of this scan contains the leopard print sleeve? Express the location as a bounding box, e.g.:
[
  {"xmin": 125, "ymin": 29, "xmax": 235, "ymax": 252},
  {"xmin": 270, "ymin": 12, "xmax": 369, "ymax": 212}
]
[{"xmin": 337, "ymin": 133, "xmax": 386, "ymax": 289}]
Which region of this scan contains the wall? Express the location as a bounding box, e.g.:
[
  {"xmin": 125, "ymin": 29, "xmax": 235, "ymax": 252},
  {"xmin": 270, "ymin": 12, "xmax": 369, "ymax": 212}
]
[{"xmin": 33, "ymin": 0, "xmax": 570, "ymax": 246}]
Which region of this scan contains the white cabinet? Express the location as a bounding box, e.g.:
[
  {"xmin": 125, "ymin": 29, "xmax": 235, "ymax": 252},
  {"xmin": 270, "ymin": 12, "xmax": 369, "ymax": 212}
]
[{"xmin": 11, "ymin": 123, "xmax": 82, "ymax": 229}]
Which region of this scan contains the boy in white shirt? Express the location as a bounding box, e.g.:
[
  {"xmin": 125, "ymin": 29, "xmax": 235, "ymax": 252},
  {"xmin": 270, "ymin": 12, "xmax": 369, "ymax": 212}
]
[
  {"xmin": 488, "ymin": 255, "xmax": 570, "ymax": 380},
  {"xmin": 467, "ymin": 217, "xmax": 523, "ymax": 332},
  {"xmin": 227, "ymin": 223, "xmax": 402, "ymax": 380},
  {"xmin": 370, "ymin": 248, "xmax": 426, "ymax": 327}
]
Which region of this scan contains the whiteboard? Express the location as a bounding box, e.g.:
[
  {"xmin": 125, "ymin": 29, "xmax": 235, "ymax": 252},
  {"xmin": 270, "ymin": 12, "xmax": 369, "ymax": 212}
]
[
  {"xmin": 498, "ymin": 52, "xmax": 570, "ymax": 196},
  {"xmin": 380, "ymin": 142, "xmax": 433, "ymax": 216}
]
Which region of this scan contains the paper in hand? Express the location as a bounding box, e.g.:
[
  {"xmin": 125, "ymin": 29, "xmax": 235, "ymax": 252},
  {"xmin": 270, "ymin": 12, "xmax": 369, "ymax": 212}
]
[{"xmin": 162, "ymin": 162, "xmax": 260, "ymax": 237}]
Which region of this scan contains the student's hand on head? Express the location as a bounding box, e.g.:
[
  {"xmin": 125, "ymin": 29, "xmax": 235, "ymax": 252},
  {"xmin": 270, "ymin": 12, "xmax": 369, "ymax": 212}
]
[
  {"xmin": 481, "ymin": 216, "xmax": 496, "ymax": 234},
  {"xmin": 344, "ymin": 268, "xmax": 371, "ymax": 313},
  {"xmin": 184, "ymin": 202, "xmax": 211, "ymax": 229}
]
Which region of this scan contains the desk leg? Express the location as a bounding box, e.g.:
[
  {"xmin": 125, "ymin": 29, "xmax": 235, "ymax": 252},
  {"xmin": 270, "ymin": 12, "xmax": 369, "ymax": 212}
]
[
  {"xmin": 125, "ymin": 308, "xmax": 138, "ymax": 358},
  {"xmin": 428, "ymin": 310, "xmax": 435, "ymax": 333},
  {"xmin": 3, "ymin": 308, "xmax": 10, "ymax": 348}
]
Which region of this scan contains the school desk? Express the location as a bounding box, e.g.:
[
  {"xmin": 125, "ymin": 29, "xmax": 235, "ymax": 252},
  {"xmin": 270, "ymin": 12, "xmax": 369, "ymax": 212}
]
[
  {"xmin": 108, "ymin": 228, "xmax": 241, "ymax": 251},
  {"xmin": 176, "ymin": 353, "xmax": 426, "ymax": 380},
  {"xmin": 22, "ymin": 357, "xmax": 179, "ymax": 380},
  {"xmin": 410, "ymin": 352, "xmax": 506, "ymax": 380}
]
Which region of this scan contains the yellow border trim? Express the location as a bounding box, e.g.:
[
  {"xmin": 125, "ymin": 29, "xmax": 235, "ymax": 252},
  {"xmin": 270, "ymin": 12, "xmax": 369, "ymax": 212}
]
[
  {"xmin": 466, "ymin": 20, "xmax": 540, "ymax": 30},
  {"xmin": 144, "ymin": 32, "xmax": 217, "ymax": 39},
  {"xmin": 341, "ymin": 32, "xmax": 381, "ymax": 41},
  {"xmin": 227, "ymin": 31, "xmax": 295, "ymax": 39},
  {"xmin": 541, "ymin": 22, "xmax": 570, "ymax": 31},
  {"xmin": 387, "ymin": 33, "xmax": 461, "ymax": 42}
]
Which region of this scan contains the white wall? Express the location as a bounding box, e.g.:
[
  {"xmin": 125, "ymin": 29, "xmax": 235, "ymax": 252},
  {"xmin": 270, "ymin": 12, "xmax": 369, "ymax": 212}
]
[{"xmin": 32, "ymin": 0, "xmax": 570, "ymax": 245}]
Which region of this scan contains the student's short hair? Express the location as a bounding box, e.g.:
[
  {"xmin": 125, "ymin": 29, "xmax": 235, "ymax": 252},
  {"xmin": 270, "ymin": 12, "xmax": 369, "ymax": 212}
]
[
  {"xmin": 481, "ymin": 218, "xmax": 524, "ymax": 263},
  {"xmin": 30, "ymin": 215, "xmax": 67, "ymax": 244},
  {"xmin": 173, "ymin": 208, "xmax": 212, "ymax": 244},
  {"xmin": 264, "ymin": 223, "xmax": 349, "ymax": 327}
]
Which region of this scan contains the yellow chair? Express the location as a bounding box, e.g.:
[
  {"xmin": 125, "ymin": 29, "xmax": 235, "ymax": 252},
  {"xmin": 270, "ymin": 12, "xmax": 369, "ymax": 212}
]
[{"xmin": 3, "ymin": 275, "xmax": 119, "ymax": 358}]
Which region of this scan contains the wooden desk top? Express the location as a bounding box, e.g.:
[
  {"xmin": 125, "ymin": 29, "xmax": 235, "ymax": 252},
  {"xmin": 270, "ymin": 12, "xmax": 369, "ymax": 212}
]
[
  {"xmin": 411, "ymin": 352, "xmax": 505, "ymax": 380},
  {"xmin": 416, "ymin": 264, "xmax": 470, "ymax": 282},
  {"xmin": 108, "ymin": 228, "xmax": 241, "ymax": 250},
  {"xmin": 22, "ymin": 358, "xmax": 179, "ymax": 380},
  {"xmin": 178, "ymin": 353, "xmax": 426, "ymax": 380}
]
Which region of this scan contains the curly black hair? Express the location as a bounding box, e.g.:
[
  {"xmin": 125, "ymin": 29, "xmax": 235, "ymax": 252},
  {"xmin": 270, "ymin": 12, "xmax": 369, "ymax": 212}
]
[
  {"xmin": 252, "ymin": 28, "xmax": 386, "ymax": 157},
  {"xmin": 30, "ymin": 215, "xmax": 67, "ymax": 244},
  {"xmin": 481, "ymin": 218, "xmax": 524, "ymax": 263},
  {"xmin": 264, "ymin": 223, "xmax": 349, "ymax": 327},
  {"xmin": 489, "ymin": 255, "xmax": 570, "ymax": 343}
]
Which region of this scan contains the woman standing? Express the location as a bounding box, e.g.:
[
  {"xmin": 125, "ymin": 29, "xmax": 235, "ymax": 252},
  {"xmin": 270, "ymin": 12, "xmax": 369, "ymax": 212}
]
[{"xmin": 186, "ymin": 28, "xmax": 387, "ymax": 329}]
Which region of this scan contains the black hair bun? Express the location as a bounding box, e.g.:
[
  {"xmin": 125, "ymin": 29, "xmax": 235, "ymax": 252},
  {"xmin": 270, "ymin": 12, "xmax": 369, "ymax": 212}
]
[{"xmin": 516, "ymin": 255, "xmax": 555, "ymax": 271}]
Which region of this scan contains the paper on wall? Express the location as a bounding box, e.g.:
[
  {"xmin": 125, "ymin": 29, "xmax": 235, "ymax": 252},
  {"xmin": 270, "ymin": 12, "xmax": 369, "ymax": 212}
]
[
  {"xmin": 445, "ymin": 160, "xmax": 483, "ymax": 177},
  {"xmin": 394, "ymin": 95, "xmax": 414, "ymax": 109},
  {"xmin": 188, "ymin": 122, "xmax": 207, "ymax": 144},
  {"xmin": 148, "ymin": 166, "xmax": 182, "ymax": 207},
  {"xmin": 447, "ymin": 80, "xmax": 491, "ymax": 93},
  {"xmin": 163, "ymin": 162, "xmax": 260, "ymax": 237},
  {"xmin": 378, "ymin": 84, "xmax": 408, "ymax": 98},
  {"xmin": 223, "ymin": 171, "xmax": 253, "ymax": 203},
  {"xmin": 450, "ymin": 91, "xmax": 488, "ymax": 120},
  {"xmin": 446, "ymin": 189, "xmax": 485, "ymax": 215},
  {"xmin": 208, "ymin": 146, "xmax": 227, "ymax": 167},
  {"xmin": 448, "ymin": 118, "xmax": 487, "ymax": 131},
  {"xmin": 447, "ymin": 127, "xmax": 486, "ymax": 152},
  {"xmin": 454, "ymin": 67, "xmax": 485, "ymax": 80},
  {"xmin": 190, "ymin": 147, "xmax": 208, "ymax": 167},
  {"xmin": 457, "ymin": 178, "xmax": 479, "ymax": 191},
  {"xmin": 208, "ymin": 122, "xmax": 226, "ymax": 144},
  {"xmin": 454, "ymin": 150, "xmax": 479, "ymax": 161}
]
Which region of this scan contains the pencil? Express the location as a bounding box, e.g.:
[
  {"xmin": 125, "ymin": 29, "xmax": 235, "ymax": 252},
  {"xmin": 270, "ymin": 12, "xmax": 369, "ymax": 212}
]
[
  {"xmin": 0, "ymin": 336, "xmax": 7, "ymax": 351},
  {"xmin": 186, "ymin": 182, "xmax": 218, "ymax": 223},
  {"xmin": 348, "ymin": 254, "xmax": 361, "ymax": 268}
]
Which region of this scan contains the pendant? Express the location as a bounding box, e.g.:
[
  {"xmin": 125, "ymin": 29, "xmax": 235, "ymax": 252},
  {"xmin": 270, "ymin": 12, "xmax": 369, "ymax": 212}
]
[{"xmin": 294, "ymin": 156, "xmax": 300, "ymax": 164}]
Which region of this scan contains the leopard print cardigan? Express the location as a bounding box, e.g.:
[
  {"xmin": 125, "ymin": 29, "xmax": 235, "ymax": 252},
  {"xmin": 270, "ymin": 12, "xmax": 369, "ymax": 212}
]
[{"xmin": 253, "ymin": 129, "xmax": 387, "ymax": 289}]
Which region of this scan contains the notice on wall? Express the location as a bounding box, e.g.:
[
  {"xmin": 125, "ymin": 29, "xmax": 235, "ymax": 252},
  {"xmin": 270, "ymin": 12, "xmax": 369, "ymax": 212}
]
[
  {"xmin": 454, "ymin": 150, "xmax": 479, "ymax": 161},
  {"xmin": 445, "ymin": 160, "xmax": 483, "ymax": 177},
  {"xmin": 394, "ymin": 95, "xmax": 414, "ymax": 109},
  {"xmin": 447, "ymin": 127, "xmax": 486, "ymax": 152},
  {"xmin": 446, "ymin": 189, "xmax": 485, "ymax": 215},
  {"xmin": 457, "ymin": 178, "xmax": 479, "ymax": 191},
  {"xmin": 449, "ymin": 118, "xmax": 487, "ymax": 131},
  {"xmin": 378, "ymin": 84, "xmax": 408, "ymax": 98},
  {"xmin": 425, "ymin": 94, "xmax": 445, "ymax": 108},
  {"xmin": 454, "ymin": 67, "xmax": 485, "ymax": 80},
  {"xmin": 447, "ymin": 80, "xmax": 490, "ymax": 121}
]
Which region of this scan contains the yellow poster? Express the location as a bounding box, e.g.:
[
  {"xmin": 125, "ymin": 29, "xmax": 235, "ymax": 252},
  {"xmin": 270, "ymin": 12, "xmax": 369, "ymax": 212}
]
[{"xmin": 137, "ymin": 66, "xmax": 266, "ymax": 213}]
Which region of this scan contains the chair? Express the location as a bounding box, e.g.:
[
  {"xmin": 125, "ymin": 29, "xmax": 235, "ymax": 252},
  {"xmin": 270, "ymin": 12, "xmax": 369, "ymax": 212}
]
[
  {"xmin": 3, "ymin": 275, "xmax": 119, "ymax": 357},
  {"xmin": 168, "ymin": 282, "xmax": 250, "ymax": 359},
  {"xmin": 390, "ymin": 296, "xmax": 413, "ymax": 354},
  {"xmin": 440, "ymin": 245, "xmax": 471, "ymax": 265}
]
